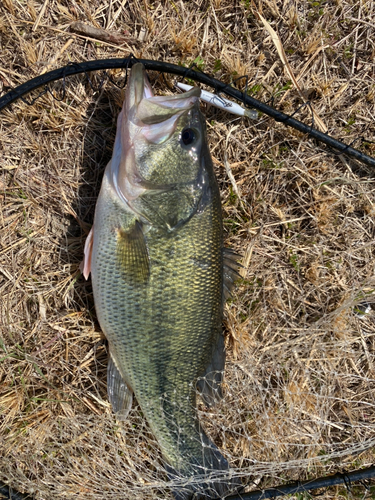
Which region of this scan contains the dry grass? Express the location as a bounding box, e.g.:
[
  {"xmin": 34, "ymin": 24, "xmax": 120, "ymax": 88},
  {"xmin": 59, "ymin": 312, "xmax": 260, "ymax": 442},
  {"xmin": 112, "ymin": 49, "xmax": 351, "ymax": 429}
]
[{"xmin": 1, "ymin": 0, "xmax": 375, "ymax": 498}]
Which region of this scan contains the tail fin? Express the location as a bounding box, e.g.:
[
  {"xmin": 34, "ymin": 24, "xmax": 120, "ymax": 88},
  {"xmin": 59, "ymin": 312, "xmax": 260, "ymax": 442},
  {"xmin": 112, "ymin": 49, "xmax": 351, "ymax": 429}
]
[{"xmin": 166, "ymin": 434, "xmax": 241, "ymax": 500}]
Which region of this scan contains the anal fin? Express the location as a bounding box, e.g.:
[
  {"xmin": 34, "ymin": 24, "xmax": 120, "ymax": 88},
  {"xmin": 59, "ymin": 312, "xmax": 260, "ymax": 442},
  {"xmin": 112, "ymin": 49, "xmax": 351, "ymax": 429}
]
[{"xmin": 107, "ymin": 353, "xmax": 133, "ymax": 421}]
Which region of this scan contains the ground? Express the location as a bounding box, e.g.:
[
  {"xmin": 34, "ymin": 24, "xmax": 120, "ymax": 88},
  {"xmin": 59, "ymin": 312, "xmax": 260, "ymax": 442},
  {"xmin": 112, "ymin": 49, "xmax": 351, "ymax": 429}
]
[{"xmin": 1, "ymin": 0, "xmax": 375, "ymax": 499}]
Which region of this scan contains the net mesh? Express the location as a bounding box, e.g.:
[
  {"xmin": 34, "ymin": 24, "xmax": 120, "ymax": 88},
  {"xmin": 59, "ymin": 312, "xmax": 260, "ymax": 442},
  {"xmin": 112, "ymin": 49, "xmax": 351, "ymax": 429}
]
[{"xmin": 1, "ymin": 63, "xmax": 375, "ymax": 498}]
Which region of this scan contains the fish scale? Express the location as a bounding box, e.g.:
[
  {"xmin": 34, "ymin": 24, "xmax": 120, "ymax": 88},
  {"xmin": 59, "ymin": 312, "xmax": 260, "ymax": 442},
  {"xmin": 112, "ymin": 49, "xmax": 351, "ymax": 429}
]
[
  {"xmin": 82, "ymin": 63, "xmax": 241, "ymax": 499},
  {"xmin": 92, "ymin": 173, "xmax": 222, "ymax": 467}
]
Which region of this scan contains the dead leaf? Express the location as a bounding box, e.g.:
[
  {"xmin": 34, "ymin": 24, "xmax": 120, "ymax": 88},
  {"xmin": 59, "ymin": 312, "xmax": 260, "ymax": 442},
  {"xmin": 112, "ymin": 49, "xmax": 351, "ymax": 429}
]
[{"xmin": 258, "ymin": 13, "xmax": 327, "ymax": 133}]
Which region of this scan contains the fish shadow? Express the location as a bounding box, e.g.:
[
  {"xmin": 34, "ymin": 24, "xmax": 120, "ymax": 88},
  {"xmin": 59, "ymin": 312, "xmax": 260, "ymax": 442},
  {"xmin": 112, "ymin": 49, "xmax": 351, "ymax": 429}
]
[{"xmin": 58, "ymin": 84, "xmax": 122, "ymax": 401}]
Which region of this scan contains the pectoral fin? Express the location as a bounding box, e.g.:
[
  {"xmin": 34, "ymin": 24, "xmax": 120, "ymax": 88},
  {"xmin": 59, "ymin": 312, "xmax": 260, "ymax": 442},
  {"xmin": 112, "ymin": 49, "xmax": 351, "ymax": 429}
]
[
  {"xmin": 80, "ymin": 227, "xmax": 94, "ymax": 280},
  {"xmin": 116, "ymin": 220, "xmax": 150, "ymax": 284},
  {"xmin": 107, "ymin": 353, "xmax": 133, "ymax": 421}
]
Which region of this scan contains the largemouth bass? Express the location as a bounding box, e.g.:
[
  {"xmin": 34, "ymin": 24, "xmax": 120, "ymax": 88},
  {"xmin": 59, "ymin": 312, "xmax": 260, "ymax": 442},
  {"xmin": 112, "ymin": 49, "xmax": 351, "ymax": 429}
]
[{"xmin": 82, "ymin": 63, "xmax": 240, "ymax": 499}]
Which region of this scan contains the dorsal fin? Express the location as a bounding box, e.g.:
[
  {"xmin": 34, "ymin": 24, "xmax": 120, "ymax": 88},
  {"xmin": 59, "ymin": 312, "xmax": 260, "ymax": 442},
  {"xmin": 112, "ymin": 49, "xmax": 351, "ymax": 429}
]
[
  {"xmin": 223, "ymin": 248, "xmax": 242, "ymax": 301},
  {"xmin": 197, "ymin": 330, "xmax": 225, "ymax": 407}
]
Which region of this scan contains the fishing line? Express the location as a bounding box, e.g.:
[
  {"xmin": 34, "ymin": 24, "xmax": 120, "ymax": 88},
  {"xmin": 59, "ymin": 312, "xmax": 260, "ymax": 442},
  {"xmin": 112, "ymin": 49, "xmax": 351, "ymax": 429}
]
[{"xmin": 0, "ymin": 58, "xmax": 375, "ymax": 169}]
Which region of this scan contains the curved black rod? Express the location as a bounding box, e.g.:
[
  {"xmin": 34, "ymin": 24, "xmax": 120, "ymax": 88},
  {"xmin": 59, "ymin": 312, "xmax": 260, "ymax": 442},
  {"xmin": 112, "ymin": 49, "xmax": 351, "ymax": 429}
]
[
  {"xmin": 0, "ymin": 58, "xmax": 374, "ymax": 169},
  {"xmin": 226, "ymin": 465, "xmax": 375, "ymax": 500},
  {"xmin": 1, "ymin": 58, "xmax": 375, "ymax": 498}
]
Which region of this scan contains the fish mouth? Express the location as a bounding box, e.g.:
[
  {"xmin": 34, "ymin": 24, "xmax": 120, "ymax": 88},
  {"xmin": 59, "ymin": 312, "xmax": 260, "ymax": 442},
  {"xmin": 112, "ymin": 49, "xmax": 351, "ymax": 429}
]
[
  {"xmin": 125, "ymin": 63, "xmax": 154, "ymax": 112},
  {"xmin": 128, "ymin": 63, "xmax": 201, "ymax": 126}
]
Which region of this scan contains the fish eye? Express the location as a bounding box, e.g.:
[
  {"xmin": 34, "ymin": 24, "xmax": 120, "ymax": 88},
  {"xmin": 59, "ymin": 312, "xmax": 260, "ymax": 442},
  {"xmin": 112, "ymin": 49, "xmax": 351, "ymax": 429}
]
[{"xmin": 180, "ymin": 128, "xmax": 197, "ymax": 147}]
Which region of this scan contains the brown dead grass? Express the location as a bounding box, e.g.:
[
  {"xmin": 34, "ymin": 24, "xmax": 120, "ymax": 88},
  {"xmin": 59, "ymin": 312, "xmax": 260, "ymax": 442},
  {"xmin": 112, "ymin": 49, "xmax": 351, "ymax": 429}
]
[{"xmin": 1, "ymin": 0, "xmax": 375, "ymax": 498}]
